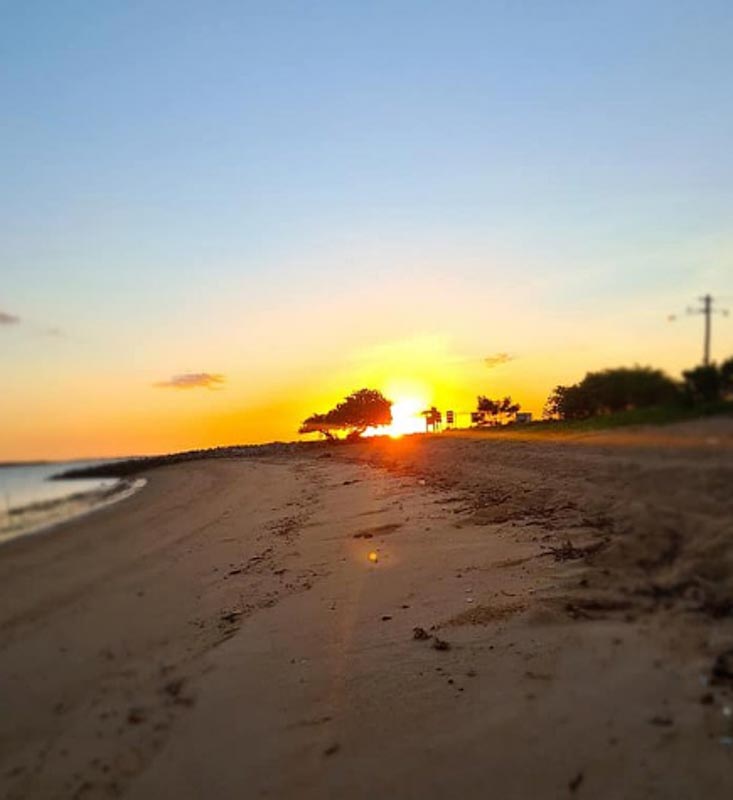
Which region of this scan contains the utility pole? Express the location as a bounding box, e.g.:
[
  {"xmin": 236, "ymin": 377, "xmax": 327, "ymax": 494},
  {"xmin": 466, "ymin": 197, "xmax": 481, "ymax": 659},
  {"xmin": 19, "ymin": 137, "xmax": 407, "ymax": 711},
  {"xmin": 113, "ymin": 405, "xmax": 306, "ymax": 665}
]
[
  {"xmin": 702, "ymin": 294, "xmax": 711, "ymax": 366},
  {"xmin": 686, "ymin": 294, "xmax": 729, "ymax": 366}
]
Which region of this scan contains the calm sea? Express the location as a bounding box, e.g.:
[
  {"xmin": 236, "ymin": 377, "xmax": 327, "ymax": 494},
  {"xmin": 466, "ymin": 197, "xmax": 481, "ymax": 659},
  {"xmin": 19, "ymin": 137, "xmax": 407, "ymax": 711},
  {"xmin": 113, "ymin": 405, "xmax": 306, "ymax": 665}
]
[{"xmin": 0, "ymin": 461, "xmax": 118, "ymax": 514}]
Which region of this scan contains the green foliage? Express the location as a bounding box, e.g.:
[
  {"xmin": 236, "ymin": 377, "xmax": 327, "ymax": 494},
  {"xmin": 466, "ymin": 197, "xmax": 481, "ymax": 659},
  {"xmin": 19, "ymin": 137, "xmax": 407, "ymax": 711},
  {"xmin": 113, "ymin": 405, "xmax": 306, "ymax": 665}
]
[
  {"xmin": 544, "ymin": 366, "xmax": 680, "ymax": 420},
  {"xmin": 299, "ymin": 389, "xmax": 393, "ymax": 439}
]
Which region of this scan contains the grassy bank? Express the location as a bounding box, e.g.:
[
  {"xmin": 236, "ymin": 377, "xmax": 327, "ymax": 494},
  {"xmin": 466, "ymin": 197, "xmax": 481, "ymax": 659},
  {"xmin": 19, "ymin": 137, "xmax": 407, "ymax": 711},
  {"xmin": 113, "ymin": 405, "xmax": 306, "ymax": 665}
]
[{"xmin": 460, "ymin": 401, "xmax": 733, "ymax": 436}]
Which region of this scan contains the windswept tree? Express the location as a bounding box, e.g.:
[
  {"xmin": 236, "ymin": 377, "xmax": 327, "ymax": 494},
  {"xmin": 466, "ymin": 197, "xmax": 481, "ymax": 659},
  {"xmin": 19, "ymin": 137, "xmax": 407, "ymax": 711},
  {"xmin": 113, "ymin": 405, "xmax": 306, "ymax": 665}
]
[
  {"xmin": 299, "ymin": 389, "xmax": 393, "ymax": 441},
  {"xmin": 476, "ymin": 395, "xmax": 521, "ymax": 425}
]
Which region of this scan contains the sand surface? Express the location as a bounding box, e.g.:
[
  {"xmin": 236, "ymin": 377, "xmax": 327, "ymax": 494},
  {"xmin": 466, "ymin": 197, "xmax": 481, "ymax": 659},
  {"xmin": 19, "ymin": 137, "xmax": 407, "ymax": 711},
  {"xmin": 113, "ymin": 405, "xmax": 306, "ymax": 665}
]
[{"xmin": 2, "ymin": 421, "xmax": 733, "ymax": 799}]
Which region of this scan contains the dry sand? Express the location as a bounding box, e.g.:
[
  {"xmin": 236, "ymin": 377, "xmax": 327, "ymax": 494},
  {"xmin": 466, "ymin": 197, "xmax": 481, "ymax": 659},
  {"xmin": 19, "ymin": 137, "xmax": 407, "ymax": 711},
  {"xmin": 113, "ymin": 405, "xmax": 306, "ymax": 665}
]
[{"xmin": 2, "ymin": 419, "xmax": 733, "ymax": 799}]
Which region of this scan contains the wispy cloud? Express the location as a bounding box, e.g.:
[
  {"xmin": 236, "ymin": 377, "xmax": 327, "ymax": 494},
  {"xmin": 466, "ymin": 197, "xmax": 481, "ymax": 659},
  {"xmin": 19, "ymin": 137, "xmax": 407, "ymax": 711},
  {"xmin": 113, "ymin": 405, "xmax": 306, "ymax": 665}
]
[
  {"xmin": 0, "ymin": 311, "xmax": 20, "ymax": 325},
  {"xmin": 154, "ymin": 373, "xmax": 226, "ymax": 390},
  {"xmin": 43, "ymin": 327, "xmax": 65, "ymax": 337},
  {"xmin": 484, "ymin": 352, "xmax": 515, "ymax": 369}
]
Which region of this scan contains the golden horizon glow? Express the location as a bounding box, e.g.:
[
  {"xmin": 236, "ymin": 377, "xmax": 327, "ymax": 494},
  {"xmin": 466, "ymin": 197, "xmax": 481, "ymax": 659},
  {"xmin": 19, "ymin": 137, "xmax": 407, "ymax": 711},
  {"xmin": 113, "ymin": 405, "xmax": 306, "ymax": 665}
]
[
  {"xmin": 2, "ymin": 313, "xmax": 723, "ymax": 461},
  {"xmin": 364, "ymin": 395, "xmax": 429, "ymax": 439}
]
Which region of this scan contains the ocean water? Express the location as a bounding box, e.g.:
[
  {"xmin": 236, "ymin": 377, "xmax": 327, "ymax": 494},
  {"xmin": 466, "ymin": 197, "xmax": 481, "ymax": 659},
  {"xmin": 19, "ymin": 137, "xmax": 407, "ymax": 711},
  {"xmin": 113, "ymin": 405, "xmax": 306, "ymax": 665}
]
[
  {"xmin": 0, "ymin": 460, "xmax": 133, "ymax": 544},
  {"xmin": 0, "ymin": 461, "xmax": 118, "ymax": 513}
]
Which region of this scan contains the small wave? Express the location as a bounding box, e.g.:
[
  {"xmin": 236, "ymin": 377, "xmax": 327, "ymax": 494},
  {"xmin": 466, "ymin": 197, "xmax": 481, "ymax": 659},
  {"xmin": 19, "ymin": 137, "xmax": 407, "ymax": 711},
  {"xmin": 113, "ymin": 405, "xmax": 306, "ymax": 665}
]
[{"xmin": 0, "ymin": 478, "xmax": 147, "ymax": 545}]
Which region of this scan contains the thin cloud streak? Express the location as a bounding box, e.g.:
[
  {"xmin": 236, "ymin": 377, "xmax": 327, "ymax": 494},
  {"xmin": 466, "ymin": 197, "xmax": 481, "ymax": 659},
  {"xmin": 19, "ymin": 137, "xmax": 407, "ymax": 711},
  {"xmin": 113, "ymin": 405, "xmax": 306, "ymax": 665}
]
[
  {"xmin": 484, "ymin": 352, "xmax": 515, "ymax": 369},
  {"xmin": 154, "ymin": 373, "xmax": 226, "ymax": 390}
]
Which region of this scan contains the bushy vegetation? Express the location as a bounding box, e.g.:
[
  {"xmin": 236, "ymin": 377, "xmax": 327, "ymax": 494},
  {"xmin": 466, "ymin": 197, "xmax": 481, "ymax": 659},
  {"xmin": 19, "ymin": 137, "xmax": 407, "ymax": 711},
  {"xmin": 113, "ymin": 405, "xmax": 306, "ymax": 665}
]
[
  {"xmin": 475, "ymin": 395, "xmax": 521, "ymax": 425},
  {"xmin": 299, "ymin": 389, "xmax": 392, "ymax": 440},
  {"xmin": 544, "ymin": 359, "xmax": 733, "ymax": 421}
]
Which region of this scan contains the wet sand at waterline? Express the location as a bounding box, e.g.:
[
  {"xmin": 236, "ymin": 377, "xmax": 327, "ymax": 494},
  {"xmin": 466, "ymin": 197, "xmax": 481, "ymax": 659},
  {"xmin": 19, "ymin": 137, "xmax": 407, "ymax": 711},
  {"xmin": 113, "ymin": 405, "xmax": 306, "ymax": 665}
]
[{"xmin": 2, "ymin": 420, "xmax": 733, "ymax": 799}]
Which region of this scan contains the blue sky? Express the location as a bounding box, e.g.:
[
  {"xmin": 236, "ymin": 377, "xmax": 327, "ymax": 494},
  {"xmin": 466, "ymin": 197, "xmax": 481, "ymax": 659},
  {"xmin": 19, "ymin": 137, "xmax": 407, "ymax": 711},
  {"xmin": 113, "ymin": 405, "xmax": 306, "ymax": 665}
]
[{"xmin": 2, "ymin": 1, "xmax": 732, "ymax": 457}]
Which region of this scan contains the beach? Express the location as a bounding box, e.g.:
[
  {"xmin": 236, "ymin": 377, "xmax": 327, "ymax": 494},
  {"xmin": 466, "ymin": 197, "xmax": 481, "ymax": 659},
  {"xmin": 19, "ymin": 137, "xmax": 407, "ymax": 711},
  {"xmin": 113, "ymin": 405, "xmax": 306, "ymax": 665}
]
[
  {"xmin": 0, "ymin": 462, "xmax": 139, "ymax": 545},
  {"xmin": 2, "ymin": 420, "xmax": 733, "ymax": 799}
]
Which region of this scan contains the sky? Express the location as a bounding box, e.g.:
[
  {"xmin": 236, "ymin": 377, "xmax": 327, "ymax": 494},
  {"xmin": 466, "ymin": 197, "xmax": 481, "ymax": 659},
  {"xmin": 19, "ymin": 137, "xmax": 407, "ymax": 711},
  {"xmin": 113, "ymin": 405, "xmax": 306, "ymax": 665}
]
[{"xmin": 2, "ymin": 0, "xmax": 732, "ymax": 460}]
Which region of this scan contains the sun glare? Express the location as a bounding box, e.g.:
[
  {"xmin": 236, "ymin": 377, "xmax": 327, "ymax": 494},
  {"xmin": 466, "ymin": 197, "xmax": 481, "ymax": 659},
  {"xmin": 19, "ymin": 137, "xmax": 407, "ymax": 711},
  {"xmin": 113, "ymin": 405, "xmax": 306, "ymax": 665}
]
[{"xmin": 365, "ymin": 396, "xmax": 427, "ymax": 438}]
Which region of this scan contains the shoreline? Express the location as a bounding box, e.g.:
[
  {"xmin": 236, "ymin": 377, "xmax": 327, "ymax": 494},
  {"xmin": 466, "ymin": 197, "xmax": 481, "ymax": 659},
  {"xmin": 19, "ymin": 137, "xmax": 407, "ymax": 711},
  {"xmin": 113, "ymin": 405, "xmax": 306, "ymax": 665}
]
[
  {"xmin": 1, "ymin": 423, "xmax": 732, "ymax": 798},
  {"xmin": 53, "ymin": 414, "xmax": 733, "ymax": 483},
  {"xmin": 0, "ymin": 478, "xmax": 147, "ymax": 546}
]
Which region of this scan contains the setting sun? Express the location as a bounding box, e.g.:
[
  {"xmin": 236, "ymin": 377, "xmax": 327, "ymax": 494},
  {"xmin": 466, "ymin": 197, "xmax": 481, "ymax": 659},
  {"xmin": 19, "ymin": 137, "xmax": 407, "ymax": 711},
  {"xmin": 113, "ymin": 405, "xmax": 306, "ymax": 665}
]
[{"xmin": 365, "ymin": 396, "xmax": 428, "ymax": 438}]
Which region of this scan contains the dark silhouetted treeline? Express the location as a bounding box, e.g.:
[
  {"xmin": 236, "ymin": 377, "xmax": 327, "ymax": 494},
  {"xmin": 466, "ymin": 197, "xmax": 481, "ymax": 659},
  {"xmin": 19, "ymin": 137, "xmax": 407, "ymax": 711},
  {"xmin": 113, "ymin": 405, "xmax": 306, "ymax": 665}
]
[{"xmin": 544, "ymin": 359, "xmax": 733, "ymax": 421}]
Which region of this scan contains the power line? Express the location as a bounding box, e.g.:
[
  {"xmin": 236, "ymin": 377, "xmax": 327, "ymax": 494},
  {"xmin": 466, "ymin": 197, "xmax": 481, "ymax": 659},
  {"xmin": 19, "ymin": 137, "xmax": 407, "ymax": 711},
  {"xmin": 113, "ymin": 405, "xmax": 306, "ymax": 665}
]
[{"xmin": 685, "ymin": 294, "xmax": 729, "ymax": 366}]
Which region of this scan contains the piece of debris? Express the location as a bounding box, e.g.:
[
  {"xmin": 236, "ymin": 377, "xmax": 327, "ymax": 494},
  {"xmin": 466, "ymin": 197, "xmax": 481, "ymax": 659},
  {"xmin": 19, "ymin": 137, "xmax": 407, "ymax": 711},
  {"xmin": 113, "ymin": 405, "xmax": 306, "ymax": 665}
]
[
  {"xmin": 569, "ymin": 771, "xmax": 584, "ymax": 792},
  {"xmin": 649, "ymin": 715, "xmax": 674, "ymax": 727},
  {"xmin": 127, "ymin": 708, "xmax": 146, "ymax": 725},
  {"xmin": 323, "ymin": 743, "xmax": 340, "ymax": 756},
  {"xmin": 432, "ymin": 638, "xmax": 451, "ymax": 651},
  {"xmin": 220, "ymin": 610, "xmax": 243, "ymax": 624},
  {"xmin": 525, "ymin": 671, "xmax": 552, "ymax": 681},
  {"xmin": 162, "ymin": 678, "xmax": 194, "ymax": 707},
  {"xmin": 164, "ymin": 678, "xmax": 185, "ymax": 698},
  {"xmin": 381, "ymin": 615, "xmax": 393, "ymax": 621},
  {"xmin": 413, "ymin": 626, "xmax": 431, "ymax": 641},
  {"xmin": 700, "ymin": 692, "xmax": 715, "ymax": 705},
  {"xmin": 711, "ymin": 647, "xmax": 733, "ymax": 685}
]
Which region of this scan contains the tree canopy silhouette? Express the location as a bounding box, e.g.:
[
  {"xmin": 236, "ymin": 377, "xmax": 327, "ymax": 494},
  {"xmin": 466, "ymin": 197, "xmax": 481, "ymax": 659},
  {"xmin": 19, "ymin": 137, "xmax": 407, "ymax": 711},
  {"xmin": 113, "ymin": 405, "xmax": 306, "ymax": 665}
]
[
  {"xmin": 476, "ymin": 395, "xmax": 521, "ymax": 424},
  {"xmin": 544, "ymin": 366, "xmax": 680, "ymax": 420},
  {"xmin": 299, "ymin": 389, "xmax": 393, "ymax": 440}
]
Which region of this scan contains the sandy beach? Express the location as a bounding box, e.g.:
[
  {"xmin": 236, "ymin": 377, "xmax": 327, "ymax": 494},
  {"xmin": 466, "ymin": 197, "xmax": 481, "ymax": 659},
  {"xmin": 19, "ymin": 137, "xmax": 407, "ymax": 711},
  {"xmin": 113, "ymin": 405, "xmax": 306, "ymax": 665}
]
[{"xmin": 2, "ymin": 420, "xmax": 733, "ymax": 799}]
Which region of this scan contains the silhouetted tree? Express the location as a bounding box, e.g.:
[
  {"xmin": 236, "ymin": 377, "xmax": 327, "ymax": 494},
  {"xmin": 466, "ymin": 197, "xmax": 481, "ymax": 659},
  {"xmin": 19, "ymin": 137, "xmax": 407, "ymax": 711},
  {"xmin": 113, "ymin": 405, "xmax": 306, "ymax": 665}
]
[
  {"xmin": 499, "ymin": 396, "xmax": 521, "ymax": 419},
  {"xmin": 582, "ymin": 367, "xmax": 679, "ymax": 413},
  {"xmin": 682, "ymin": 365, "xmax": 721, "ymax": 404},
  {"xmin": 299, "ymin": 389, "xmax": 393, "ymax": 440},
  {"xmin": 543, "ymin": 384, "xmax": 595, "ymax": 420},
  {"xmin": 719, "ymin": 357, "xmax": 733, "ymax": 397},
  {"xmin": 544, "ymin": 366, "xmax": 680, "ymax": 420},
  {"xmin": 477, "ymin": 395, "xmax": 521, "ymax": 424},
  {"xmin": 476, "ymin": 396, "xmax": 499, "ymax": 422}
]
